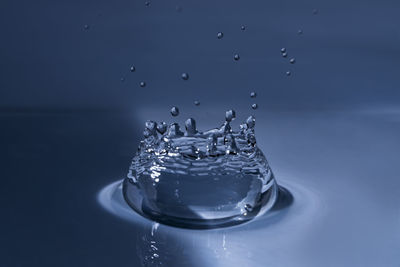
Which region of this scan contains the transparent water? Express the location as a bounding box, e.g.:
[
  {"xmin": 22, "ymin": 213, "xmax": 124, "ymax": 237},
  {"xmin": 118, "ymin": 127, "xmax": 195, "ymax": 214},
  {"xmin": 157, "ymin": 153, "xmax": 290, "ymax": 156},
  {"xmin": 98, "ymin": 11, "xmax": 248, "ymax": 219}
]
[{"xmin": 123, "ymin": 110, "xmax": 278, "ymax": 228}]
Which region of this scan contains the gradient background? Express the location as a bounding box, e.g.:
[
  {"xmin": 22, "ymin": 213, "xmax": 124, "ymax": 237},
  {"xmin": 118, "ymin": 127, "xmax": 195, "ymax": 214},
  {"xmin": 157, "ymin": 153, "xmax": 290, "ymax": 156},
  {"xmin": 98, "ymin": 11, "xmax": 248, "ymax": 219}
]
[{"xmin": 1, "ymin": 0, "xmax": 400, "ymax": 266}]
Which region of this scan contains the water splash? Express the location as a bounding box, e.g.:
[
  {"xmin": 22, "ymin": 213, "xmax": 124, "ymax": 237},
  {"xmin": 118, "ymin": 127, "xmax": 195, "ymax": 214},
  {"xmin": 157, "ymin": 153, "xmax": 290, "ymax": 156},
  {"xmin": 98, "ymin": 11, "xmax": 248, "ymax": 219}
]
[{"xmin": 123, "ymin": 110, "xmax": 278, "ymax": 229}]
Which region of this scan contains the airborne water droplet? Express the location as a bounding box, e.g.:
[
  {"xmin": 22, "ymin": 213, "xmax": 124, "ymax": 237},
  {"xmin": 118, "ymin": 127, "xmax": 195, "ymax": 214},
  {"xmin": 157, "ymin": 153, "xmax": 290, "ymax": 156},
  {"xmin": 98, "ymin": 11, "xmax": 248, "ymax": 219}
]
[
  {"xmin": 281, "ymin": 47, "xmax": 286, "ymax": 53},
  {"xmin": 241, "ymin": 25, "xmax": 246, "ymax": 31},
  {"xmin": 298, "ymin": 29, "xmax": 303, "ymax": 35},
  {"xmin": 170, "ymin": 106, "xmax": 180, "ymax": 117},
  {"xmin": 84, "ymin": 24, "xmax": 89, "ymax": 30},
  {"xmin": 217, "ymin": 32, "xmax": 224, "ymax": 39},
  {"xmin": 290, "ymin": 58, "xmax": 296, "ymax": 64},
  {"xmin": 194, "ymin": 100, "xmax": 200, "ymax": 106},
  {"xmin": 250, "ymin": 92, "xmax": 257, "ymax": 98},
  {"xmin": 251, "ymin": 103, "xmax": 258, "ymax": 110},
  {"xmin": 282, "ymin": 52, "xmax": 287, "ymax": 58},
  {"xmin": 233, "ymin": 54, "xmax": 240, "ymax": 61},
  {"xmin": 225, "ymin": 110, "xmax": 236, "ymax": 122},
  {"xmin": 140, "ymin": 81, "xmax": 146, "ymax": 87},
  {"xmin": 286, "ymin": 71, "xmax": 291, "ymax": 76},
  {"xmin": 181, "ymin": 73, "xmax": 189, "ymax": 80},
  {"xmin": 145, "ymin": 1, "xmax": 150, "ymax": 6},
  {"xmin": 130, "ymin": 66, "xmax": 136, "ymax": 72}
]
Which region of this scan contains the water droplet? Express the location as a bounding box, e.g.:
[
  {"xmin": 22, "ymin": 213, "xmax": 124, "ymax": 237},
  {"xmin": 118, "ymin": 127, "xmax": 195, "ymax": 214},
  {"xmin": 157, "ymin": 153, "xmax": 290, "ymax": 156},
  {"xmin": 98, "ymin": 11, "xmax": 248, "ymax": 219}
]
[
  {"xmin": 167, "ymin": 122, "xmax": 184, "ymax": 136},
  {"xmin": 250, "ymin": 92, "xmax": 257, "ymax": 98},
  {"xmin": 145, "ymin": 1, "xmax": 150, "ymax": 6},
  {"xmin": 233, "ymin": 54, "xmax": 240, "ymax": 61},
  {"xmin": 194, "ymin": 100, "xmax": 200, "ymax": 106},
  {"xmin": 121, "ymin": 77, "xmax": 125, "ymax": 82},
  {"xmin": 313, "ymin": 8, "xmax": 318, "ymax": 15},
  {"xmin": 298, "ymin": 29, "xmax": 303, "ymax": 35},
  {"xmin": 185, "ymin": 118, "xmax": 197, "ymax": 136},
  {"xmin": 286, "ymin": 71, "xmax": 291, "ymax": 76},
  {"xmin": 157, "ymin": 122, "xmax": 167, "ymax": 134},
  {"xmin": 225, "ymin": 110, "xmax": 236, "ymax": 122},
  {"xmin": 246, "ymin": 115, "xmax": 256, "ymax": 128},
  {"xmin": 251, "ymin": 103, "xmax": 258, "ymax": 109},
  {"xmin": 290, "ymin": 58, "xmax": 296, "ymax": 64},
  {"xmin": 84, "ymin": 24, "xmax": 89, "ymax": 30},
  {"xmin": 130, "ymin": 66, "xmax": 136, "ymax": 72},
  {"xmin": 282, "ymin": 52, "xmax": 287, "ymax": 58},
  {"xmin": 280, "ymin": 47, "xmax": 286, "ymax": 53},
  {"xmin": 217, "ymin": 32, "xmax": 224, "ymax": 39},
  {"xmin": 241, "ymin": 25, "xmax": 246, "ymax": 31},
  {"xmin": 181, "ymin": 72, "xmax": 189, "ymax": 80},
  {"xmin": 170, "ymin": 106, "xmax": 179, "ymax": 117},
  {"xmin": 140, "ymin": 81, "xmax": 146, "ymax": 87}
]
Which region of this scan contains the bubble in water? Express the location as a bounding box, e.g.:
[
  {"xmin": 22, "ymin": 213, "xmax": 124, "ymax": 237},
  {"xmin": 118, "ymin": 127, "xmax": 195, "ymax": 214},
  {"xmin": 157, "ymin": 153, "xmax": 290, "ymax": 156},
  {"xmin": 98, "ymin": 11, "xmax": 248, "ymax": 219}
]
[
  {"xmin": 241, "ymin": 25, "xmax": 246, "ymax": 31},
  {"xmin": 281, "ymin": 47, "xmax": 286, "ymax": 53},
  {"xmin": 290, "ymin": 58, "xmax": 296, "ymax": 64},
  {"xmin": 250, "ymin": 92, "xmax": 257, "ymax": 98},
  {"xmin": 84, "ymin": 24, "xmax": 89, "ymax": 30},
  {"xmin": 233, "ymin": 54, "xmax": 240, "ymax": 61},
  {"xmin": 130, "ymin": 66, "xmax": 136, "ymax": 72},
  {"xmin": 194, "ymin": 100, "xmax": 200, "ymax": 106},
  {"xmin": 251, "ymin": 103, "xmax": 258, "ymax": 109},
  {"xmin": 181, "ymin": 73, "xmax": 189, "ymax": 80},
  {"xmin": 170, "ymin": 106, "xmax": 179, "ymax": 117},
  {"xmin": 282, "ymin": 52, "xmax": 287, "ymax": 58},
  {"xmin": 286, "ymin": 71, "xmax": 291, "ymax": 76},
  {"xmin": 217, "ymin": 32, "xmax": 224, "ymax": 39},
  {"xmin": 140, "ymin": 81, "xmax": 146, "ymax": 87},
  {"xmin": 225, "ymin": 109, "xmax": 236, "ymax": 122},
  {"xmin": 123, "ymin": 110, "xmax": 279, "ymax": 229}
]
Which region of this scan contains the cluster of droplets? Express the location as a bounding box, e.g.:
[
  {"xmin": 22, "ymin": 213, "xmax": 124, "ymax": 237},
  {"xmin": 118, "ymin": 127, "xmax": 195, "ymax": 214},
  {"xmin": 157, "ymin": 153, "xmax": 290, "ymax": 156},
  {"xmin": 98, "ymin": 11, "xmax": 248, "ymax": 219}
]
[
  {"xmin": 139, "ymin": 109, "xmax": 258, "ymax": 160},
  {"xmin": 100, "ymin": 5, "xmax": 320, "ymax": 97},
  {"xmin": 280, "ymin": 47, "xmax": 296, "ymax": 76},
  {"xmin": 250, "ymin": 91, "xmax": 257, "ymax": 110}
]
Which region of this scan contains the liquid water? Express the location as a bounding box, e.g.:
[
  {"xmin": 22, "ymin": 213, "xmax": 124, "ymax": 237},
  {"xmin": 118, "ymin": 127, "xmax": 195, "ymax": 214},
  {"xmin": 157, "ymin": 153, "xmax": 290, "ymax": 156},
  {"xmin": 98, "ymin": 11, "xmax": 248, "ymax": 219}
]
[{"xmin": 123, "ymin": 111, "xmax": 279, "ymax": 229}]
